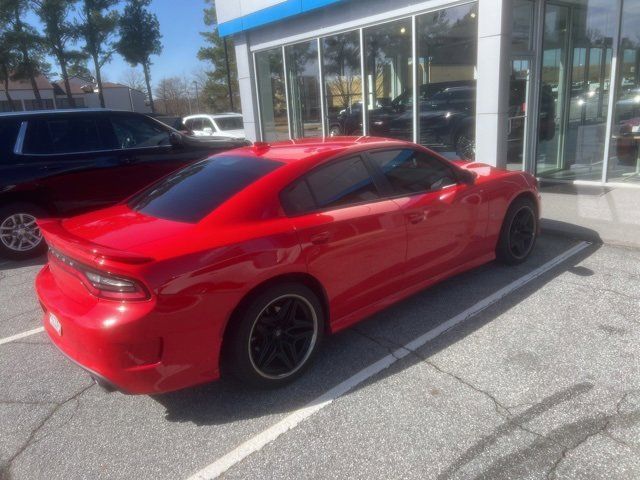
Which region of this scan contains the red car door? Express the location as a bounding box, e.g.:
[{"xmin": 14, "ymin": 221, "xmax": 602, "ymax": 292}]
[
  {"xmin": 366, "ymin": 148, "xmax": 486, "ymax": 284},
  {"xmin": 281, "ymin": 155, "xmax": 407, "ymax": 329}
]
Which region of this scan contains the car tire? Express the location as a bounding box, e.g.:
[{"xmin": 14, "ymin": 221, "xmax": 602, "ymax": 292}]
[
  {"xmin": 225, "ymin": 282, "xmax": 325, "ymax": 388},
  {"xmin": 0, "ymin": 203, "xmax": 47, "ymax": 260},
  {"xmin": 496, "ymin": 197, "xmax": 538, "ymax": 265}
]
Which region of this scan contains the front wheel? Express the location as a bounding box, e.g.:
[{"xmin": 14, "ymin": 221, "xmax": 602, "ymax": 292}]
[
  {"xmin": 0, "ymin": 203, "xmax": 47, "ymax": 260},
  {"xmin": 225, "ymin": 283, "xmax": 324, "ymax": 388},
  {"xmin": 496, "ymin": 198, "xmax": 538, "ymax": 265},
  {"xmin": 328, "ymin": 125, "xmax": 342, "ymax": 137}
]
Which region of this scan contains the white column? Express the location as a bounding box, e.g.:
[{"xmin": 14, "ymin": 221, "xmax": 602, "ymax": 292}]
[
  {"xmin": 475, "ymin": 0, "xmax": 513, "ymax": 168},
  {"xmin": 234, "ymin": 32, "xmax": 260, "ymax": 142}
]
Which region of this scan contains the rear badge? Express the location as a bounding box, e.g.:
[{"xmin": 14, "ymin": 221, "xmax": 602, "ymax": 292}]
[{"xmin": 49, "ymin": 312, "xmax": 62, "ymax": 336}]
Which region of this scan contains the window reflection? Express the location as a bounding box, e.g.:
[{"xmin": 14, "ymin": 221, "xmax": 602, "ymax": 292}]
[
  {"xmin": 364, "ymin": 18, "xmax": 413, "ymax": 140},
  {"xmin": 285, "ymin": 41, "xmax": 322, "ymax": 138},
  {"xmin": 608, "ymin": 0, "xmax": 640, "ymax": 183},
  {"xmin": 322, "ymin": 31, "xmax": 363, "ymax": 137},
  {"xmin": 256, "ymin": 48, "xmax": 289, "ymax": 141},
  {"xmin": 537, "ymin": 0, "xmax": 614, "ymax": 181},
  {"xmin": 415, "ymin": 4, "xmax": 477, "ymax": 159}
]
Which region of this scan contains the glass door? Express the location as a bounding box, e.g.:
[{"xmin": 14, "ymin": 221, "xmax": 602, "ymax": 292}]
[
  {"xmin": 508, "ymin": 57, "xmax": 532, "ymax": 170},
  {"xmin": 536, "ymin": 0, "xmax": 616, "ymax": 181}
]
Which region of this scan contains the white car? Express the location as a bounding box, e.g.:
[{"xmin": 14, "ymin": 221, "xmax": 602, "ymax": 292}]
[{"xmin": 183, "ymin": 113, "xmax": 245, "ymax": 139}]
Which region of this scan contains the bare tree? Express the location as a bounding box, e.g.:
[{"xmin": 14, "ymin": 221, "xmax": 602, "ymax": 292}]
[
  {"xmin": 120, "ymin": 67, "xmax": 145, "ymax": 92},
  {"xmin": 154, "ymin": 76, "xmax": 190, "ymax": 116}
]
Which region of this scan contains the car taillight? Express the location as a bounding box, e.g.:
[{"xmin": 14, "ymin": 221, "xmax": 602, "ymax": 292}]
[{"xmin": 49, "ymin": 248, "xmax": 149, "ymax": 301}]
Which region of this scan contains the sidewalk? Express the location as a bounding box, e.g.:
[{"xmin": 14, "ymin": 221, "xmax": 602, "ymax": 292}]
[{"xmin": 540, "ymin": 183, "xmax": 640, "ymax": 248}]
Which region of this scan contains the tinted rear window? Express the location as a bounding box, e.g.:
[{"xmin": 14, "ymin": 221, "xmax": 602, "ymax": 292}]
[
  {"xmin": 129, "ymin": 155, "xmax": 283, "ymax": 223},
  {"xmin": 216, "ymin": 117, "xmax": 244, "ymax": 131},
  {"xmin": 23, "ymin": 117, "xmax": 109, "ymax": 154},
  {"xmin": 0, "ymin": 119, "xmax": 20, "ymax": 158}
]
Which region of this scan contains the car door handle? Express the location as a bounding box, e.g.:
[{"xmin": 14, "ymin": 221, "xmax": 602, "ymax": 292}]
[
  {"xmin": 407, "ymin": 212, "xmax": 426, "ymax": 224},
  {"xmin": 310, "ymin": 232, "xmax": 331, "ymax": 245}
]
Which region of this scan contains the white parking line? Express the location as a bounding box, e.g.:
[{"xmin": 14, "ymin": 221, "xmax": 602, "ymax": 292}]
[
  {"xmin": 186, "ymin": 241, "xmax": 592, "ymax": 480},
  {"xmin": 0, "ymin": 326, "xmax": 45, "ymax": 346}
]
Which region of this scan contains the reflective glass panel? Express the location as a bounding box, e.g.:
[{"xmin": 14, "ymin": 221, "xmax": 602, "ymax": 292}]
[
  {"xmin": 536, "ymin": 0, "xmax": 615, "ymax": 181},
  {"xmin": 322, "ymin": 31, "xmax": 363, "ymax": 136},
  {"xmin": 416, "ymin": 3, "xmax": 478, "ymax": 159},
  {"xmin": 608, "ymin": 0, "xmax": 640, "ymax": 183},
  {"xmin": 256, "ymin": 48, "xmax": 289, "ymax": 141},
  {"xmin": 285, "ymin": 40, "xmax": 322, "ymax": 138},
  {"xmin": 364, "ymin": 18, "xmax": 413, "ymax": 140}
]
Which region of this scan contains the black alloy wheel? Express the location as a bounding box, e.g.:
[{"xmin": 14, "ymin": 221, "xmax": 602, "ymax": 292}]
[
  {"xmin": 508, "ymin": 206, "xmax": 536, "ymax": 260},
  {"xmin": 248, "ymin": 294, "xmax": 318, "ymax": 379},
  {"xmin": 225, "ymin": 283, "xmax": 324, "ymax": 388},
  {"xmin": 496, "ymin": 197, "xmax": 538, "ymax": 265}
]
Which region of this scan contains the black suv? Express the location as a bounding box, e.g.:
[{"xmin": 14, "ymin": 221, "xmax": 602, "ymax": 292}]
[{"xmin": 0, "ymin": 109, "xmax": 249, "ymax": 259}]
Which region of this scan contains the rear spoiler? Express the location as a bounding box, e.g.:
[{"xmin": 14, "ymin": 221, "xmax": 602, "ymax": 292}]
[{"xmin": 37, "ymin": 219, "xmax": 154, "ymax": 265}]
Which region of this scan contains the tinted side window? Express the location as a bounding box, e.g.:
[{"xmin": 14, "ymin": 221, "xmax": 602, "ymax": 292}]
[
  {"xmin": 0, "ymin": 119, "xmax": 21, "ymax": 158},
  {"xmin": 129, "ymin": 155, "xmax": 283, "ymax": 223},
  {"xmin": 111, "ymin": 115, "xmax": 170, "ymax": 148},
  {"xmin": 280, "ymin": 179, "xmax": 316, "ymax": 215},
  {"xmin": 369, "ymin": 149, "xmax": 457, "ymax": 195},
  {"xmin": 23, "ymin": 117, "xmax": 107, "ymax": 154},
  {"xmin": 305, "ymin": 156, "xmax": 380, "ymax": 210}
]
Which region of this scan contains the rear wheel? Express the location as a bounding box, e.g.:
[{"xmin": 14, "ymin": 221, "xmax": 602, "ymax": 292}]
[
  {"xmin": 496, "ymin": 198, "xmax": 538, "ymax": 265},
  {"xmin": 0, "ymin": 203, "xmax": 47, "ymax": 260},
  {"xmin": 225, "ymin": 283, "xmax": 324, "ymax": 388}
]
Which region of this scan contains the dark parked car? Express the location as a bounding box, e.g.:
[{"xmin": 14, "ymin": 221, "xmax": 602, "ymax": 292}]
[
  {"xmin": 329, "ymin": 80, "xmax": 555, "ymax": 161},
  {"xmin": 0, "ymin": 109, "xmax": 249, "ymax": 259}
]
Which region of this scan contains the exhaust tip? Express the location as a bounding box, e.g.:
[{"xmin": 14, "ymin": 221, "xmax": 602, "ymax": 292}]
[{"xmin": 91, "ymin": 374, "xmax": 116, "ymax": 393}]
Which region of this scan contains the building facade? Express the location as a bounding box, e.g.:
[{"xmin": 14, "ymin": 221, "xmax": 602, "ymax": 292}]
[
  {"xmin": 0, "ymin": 75, "xmax": 151, "ymax": 114},
  {"xmin": 218, "ymin": 0, "xmax": 640, "ymax": 187}
]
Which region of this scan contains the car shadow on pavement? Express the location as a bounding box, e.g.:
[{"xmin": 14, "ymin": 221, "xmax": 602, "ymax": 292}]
[
  {"xmin": 152, "ymin": 229, "xmax": 602, "ymax": 427},
  {"xmin": 0, "ymin": 255, "xmax": 46, "ymax": 272}
]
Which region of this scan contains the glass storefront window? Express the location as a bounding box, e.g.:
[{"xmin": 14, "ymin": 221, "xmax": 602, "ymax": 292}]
[
  {"xmin": 416, "ymin": 4, "xmax": 478, "ymax": 159},
  {"xmin": 322, "ymin": 31, "xmax": 362, "ymax": 137},
  {"xmin": 285, "ymin": 41, "xmax": 322, "ymax": 138},
  {"xmin": 255, "ymin": 48, "xmax": 288, "ymax": 142},
  {"xmin": 364, "ymin": 18, "xmax": 413, "ymax": 141},
  {"xmin": 608, "ymin": 0, "xmax": 640, "ymax": 183},
  {"xmin": 537, "ymin": 0, "xmax": 615, "ymax": 181}
]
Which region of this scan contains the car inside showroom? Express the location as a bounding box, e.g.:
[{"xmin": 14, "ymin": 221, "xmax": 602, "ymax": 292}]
[{"xmin": 220, "ymin": 0, "xmax": 640, "ymax": 186}]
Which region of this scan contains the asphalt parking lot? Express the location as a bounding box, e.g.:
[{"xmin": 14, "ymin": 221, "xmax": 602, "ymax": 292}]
[{"xmin": 1, "ymin": 233, "xmax": 638, "ymax": 480}]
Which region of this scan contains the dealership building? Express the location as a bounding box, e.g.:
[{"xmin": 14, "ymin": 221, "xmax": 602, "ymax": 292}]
[{"xmin": 217, "ymin": 0, "xmax": 640, "ymax": 187}]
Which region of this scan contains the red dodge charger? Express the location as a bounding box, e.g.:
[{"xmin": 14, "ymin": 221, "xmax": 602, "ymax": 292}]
[{"xmin": 35, "ymin": 137, "xmax": 540, "ymax": 394}]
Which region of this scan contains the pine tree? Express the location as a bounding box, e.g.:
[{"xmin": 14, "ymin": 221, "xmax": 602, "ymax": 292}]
[
  {"xmin": 198, "ymin": 0, "xmax": 239, "ymax": 112},
  {"xmin": 116, "ymin": 0, "xmax": 162, "ymax": 113},
  {"xmin": 76, "ymin": 0, "xmax": 119, "ymax": 108}
]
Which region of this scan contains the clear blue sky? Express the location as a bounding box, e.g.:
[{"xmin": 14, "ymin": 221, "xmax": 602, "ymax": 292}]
[{"xmin": 27, "ymin": 0, "xmax": 211, "ymax": 87}]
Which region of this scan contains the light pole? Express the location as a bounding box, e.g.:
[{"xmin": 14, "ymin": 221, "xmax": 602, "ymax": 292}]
[
  {"xmin": 193, "ymin": 80, "xmax": 200, "ymax": 113},
  {"xmin": 223, "ymin": 37, "xmax": 235, "ymax": 112}
]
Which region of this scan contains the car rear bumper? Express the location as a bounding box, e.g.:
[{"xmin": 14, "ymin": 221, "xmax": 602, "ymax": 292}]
[{"xmin": 35, "ymin": 265, "xmax": 221, "ymax": 394}]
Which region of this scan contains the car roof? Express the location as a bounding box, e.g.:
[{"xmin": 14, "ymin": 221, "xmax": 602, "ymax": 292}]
[
  {"xmin": 230, "ymin": 136, "xmax": 415, "ymax": 165},
  {"xmin": 184, "ymin": 113, "xmax": 242, "ymax": 119},
  {"xmin": 0, "ymin": 108, "xmax": 141, "ymax": 118}
]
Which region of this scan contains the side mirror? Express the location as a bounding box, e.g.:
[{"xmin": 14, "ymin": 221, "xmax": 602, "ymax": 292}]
[
  {"xmin": 169, "ymin": 132, "xmax": 183, "ymax": 147},
  {"xmin": 458, "ymin": 169, "xmax": 476, "ymax": 185}
]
